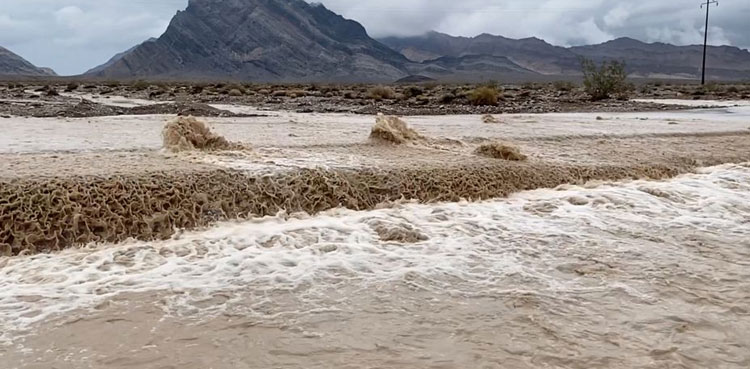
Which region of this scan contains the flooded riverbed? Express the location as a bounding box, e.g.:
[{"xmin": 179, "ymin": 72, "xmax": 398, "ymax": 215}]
[{"xmin": 2, "ymin": 163, "xmax": 749, "ymax": 368}]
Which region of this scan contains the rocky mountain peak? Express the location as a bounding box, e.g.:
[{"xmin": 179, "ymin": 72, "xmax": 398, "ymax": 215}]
[{"xmin": 89, "ymin": 0, "xmax": 409, "ymax": 82}]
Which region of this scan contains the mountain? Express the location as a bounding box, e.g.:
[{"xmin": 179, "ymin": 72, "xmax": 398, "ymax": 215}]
[
  {"xmin": 85, "ymin": 38, "xmax": 157, "ymax": 75},
  {"xmin": 379, "ymin": 31, "xmax": 580, "ymax": 75},
  {"xmin": 0, "ymin": 46, "xmax": 57, "ymax": 76},
  {"xmin": 570, "ymin": 37, "xmax": 750, "ymax": 80},
  {"xmin": 88, "ymin": 0, "xmax": 410, "ymax": 82},
  {"xmin": 406, "ymin": 54, "xmax": 537, "ymax": 82},
  {"xmin": 380, "ymin": 33, "xmax": 750, "ymax": 80}
]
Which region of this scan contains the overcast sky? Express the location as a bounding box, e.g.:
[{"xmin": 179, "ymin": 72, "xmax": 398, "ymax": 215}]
[{"xmin": 1, "ymin": 0, "xmax": 748, "ymax": 75}]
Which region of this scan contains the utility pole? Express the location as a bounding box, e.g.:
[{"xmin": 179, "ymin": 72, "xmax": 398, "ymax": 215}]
[{"xmin": 700, "ymin": 0, "xmax": 718, "ymax": 85}]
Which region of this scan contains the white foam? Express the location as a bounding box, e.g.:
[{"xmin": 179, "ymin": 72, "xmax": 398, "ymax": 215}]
[{"xmin": 1, "ymin": 163, "xmax": 749, "ymax": 341}]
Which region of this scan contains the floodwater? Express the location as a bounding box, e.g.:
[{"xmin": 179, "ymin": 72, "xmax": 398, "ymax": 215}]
[
  {"xmin": 2, "ymin": 101, "xmax": 750, "ymax": 154},
  {"xmin": 1, "ymin": 163, "xmax": 749, "ymax": 368}
]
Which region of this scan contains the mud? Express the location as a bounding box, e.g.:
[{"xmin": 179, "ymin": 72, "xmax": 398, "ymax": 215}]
[
  {"xmin": 2, "ymin": 102, "xmax": 750, "ymax": 255},
  {"xmin": 0, "ymin": 161, "xmax": 691, "ymax": 256},
  {"xmin": 475, "ymin": 142, "xmax": 527, "ymax": 161},
  {"xmin": 369, "ymin": 114, "xmax": 423, "ymax": 144},
  {"xmin": 1, "ymin": 163, "xmax": 749, "ymax": 368},
  {"xmin": 482, "ymin": 114, "xmax": 500, "ymax": 123},
  {"xmin": 162, "ymin": 117, "xmax": 243, "ymax": 152}
]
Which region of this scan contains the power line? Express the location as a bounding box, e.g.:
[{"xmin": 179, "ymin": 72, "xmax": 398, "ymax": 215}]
[{"xmin": 700, "ymin": 0, "xmax": 718, "ymax": 85}]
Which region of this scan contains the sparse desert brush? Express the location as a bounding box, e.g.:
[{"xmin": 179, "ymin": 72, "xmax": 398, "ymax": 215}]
[
  {"xmin": 44, "ymin": 87, "xmax": 59, "ymax": 96},
  {"xmin": 228, "ymin": 88, "xmax": 243, "ymax": 96},
  {"xmin": 553, "ymin": 81, "xmax": 575, "ymax": 91},
  {"xmin": 726, "ymin": 86, "xmax": 740, "ymax": 93},
  {"xmin": 703, "ymin": 82, "xmax": 721, "ymax": 93},
  {"xmin": 191, "ymin": 85, "xmax": 205, "ymax": 94},
  {"xmin": 438, "ymin": 93, "xmax": 457, "ymax": 104},
  {"xmin": 581, "ymin": 58, "xmax": 631, "ymax": 100},
  {"xmin": 403, "ymin": 86, "xmax": 424, "ymax": 99},
  {"xmin": 367, "ymin": 86, "xmax": 395, "ymax": 100},
  {"xmin": 272, "ymin": 90, "xmax": 288, "ymax": 97},
  {"xmin": 468, "ymin": 86, "xmax": 500, "ymax": 106},
  {"xmin": 64, "ymin": 82, "xmax": 79, "ymax": 92},
  {"xmin": 288, "ymin": 90, "xmax": 308, "ymax": 98},
  {"xmin": 343, "ymin": 90, "xmax": 357, "ymax": 99},
  {"xmin": 131, "ymin": 80, "xmax": 150, "ymax": 91}
]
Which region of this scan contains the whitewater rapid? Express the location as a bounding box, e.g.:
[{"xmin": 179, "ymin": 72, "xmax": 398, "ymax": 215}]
[{"xmin": 1, "ymin": 163, "xmax": 749, "ymax": 368}]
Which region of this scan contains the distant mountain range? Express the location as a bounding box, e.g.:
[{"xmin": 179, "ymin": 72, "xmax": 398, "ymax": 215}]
[
  {"xmin": 0, "ymin": 46, "xmax": 56, "ymax": 77},
  {"xmin": 2, "ymin": 0, "xmax": 749, "ymax": 81},
  {"xmin": 379, "ymin": 31, "xmax": 750, "ymax": 81}
]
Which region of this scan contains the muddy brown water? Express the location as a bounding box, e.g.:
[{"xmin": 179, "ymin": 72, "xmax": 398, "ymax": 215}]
[
  {"xmin": 1, "ymin": 163, "xmax": 749, "ymax": 368},
  {"xmin": 1, "ymin": 100, "xmax": 750, "ymax": 367}
]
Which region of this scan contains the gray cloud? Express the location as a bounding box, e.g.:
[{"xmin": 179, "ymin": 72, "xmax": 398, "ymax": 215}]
[{"xmin": 0, "ymin": 0, "xmax": 748, "ymax": 75}]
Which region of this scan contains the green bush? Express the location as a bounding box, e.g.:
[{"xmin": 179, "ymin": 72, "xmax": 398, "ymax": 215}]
[
  {"xmin": 581, "ymin": 58, "xmax": 630, "ymax": 100},
  {"xmin": 467, "ymin": 86, "xmax": 500, "ymax": 106}
]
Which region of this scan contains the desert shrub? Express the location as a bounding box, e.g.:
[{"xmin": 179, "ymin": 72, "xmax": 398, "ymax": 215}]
[
  {"xmin": 403, "ymin": 86, "xmax": 424, "ymax": 99},
  {"xmin": 288, "ymin": 90, "xmax": 308, "ymax": 98},
  {"xmin": 191, "ymin": 85, "xmax": 205, "ymax": 94},
  {"xmin": 343, "ymin": 90, "xmax": 357, "ymax": 99},
  {"xmin": 467, "ymin": 86, "xmax": 500, "ymax": 106},
  {"xmin": 438, "ymin": 93, "xmax": 457, "ymax": 104},
  {"xmin": 228, "ymin": 88, "xmax": 243, "ymax": 97},
  {"xmin": 64, "ymin": 82, "xmax": 79, "ymax": 92},
  {"xmin": 272, "ymin": 90, "xmax": 288, "ymax": 97},
  {"xmin": 581, "ymin": 58, "xmax": 630, "ymax": 100},
  {"xmin": 131, "ymin": 80, "xmax": 150, "ymax": 91},
  {"xmin": 703, "ymin": 82, "xmax": 721, "ymax": 93},
  {"xmin": 553, "ymin": 81, "xmax": 575, "ymax": 91},
  {"xmin": 367, "ymin": 86, "xmax": 395, "ymax": 100},
  {"xmin": 726, "ymin": 86, "xmax": 740, "ymax": 94}
]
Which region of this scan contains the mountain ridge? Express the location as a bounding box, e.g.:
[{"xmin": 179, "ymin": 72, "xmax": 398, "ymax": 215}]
[
  {"xmin": 89, "ymin": 0, "xmax": 410, "ymax": 82},
  {"xmin": 380, "ymin": 32, "xmax": 750, "ymax": 80},
  {"xmin": 0, "ymin": 46, "xmax": 57, "ymax": 77}
]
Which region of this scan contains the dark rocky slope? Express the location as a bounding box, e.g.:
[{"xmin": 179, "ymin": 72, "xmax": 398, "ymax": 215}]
[
  {"xmin": 89, "ymin": 0, "xmax": 410, "ymax": 82},
  {"xmin": 0, "ymin": 46, "xmax": 56, "ymax": 76}
]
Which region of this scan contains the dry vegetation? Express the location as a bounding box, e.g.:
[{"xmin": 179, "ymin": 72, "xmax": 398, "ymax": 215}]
[
  {"xmin": 367, "ymin": 86, "xmax": 396, "ymax": 100},
  {"xmin": 468, "ymin": 86, "xmax": 501, "ymax": 106}
]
